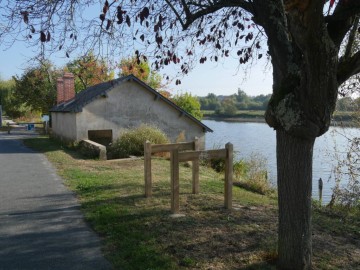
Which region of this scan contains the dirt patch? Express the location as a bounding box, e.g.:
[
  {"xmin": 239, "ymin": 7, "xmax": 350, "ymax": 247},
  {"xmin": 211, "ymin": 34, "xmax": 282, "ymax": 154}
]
[{"xmin": 154, "ymin": 198, "xmax": 278, "ymax": 269}]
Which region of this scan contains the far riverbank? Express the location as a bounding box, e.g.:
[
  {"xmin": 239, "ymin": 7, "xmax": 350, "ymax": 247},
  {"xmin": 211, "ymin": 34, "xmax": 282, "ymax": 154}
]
[
  {"xmin": 203, "ymin": 115, "xmax": 265, "ymax": 123},
  {"xmin": 202, "ymin": 110, "xmax": 359, "ymax": 126}
]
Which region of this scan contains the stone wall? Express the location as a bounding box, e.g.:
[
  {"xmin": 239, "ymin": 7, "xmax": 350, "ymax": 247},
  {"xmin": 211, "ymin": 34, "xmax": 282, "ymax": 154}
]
[{"xmin": 78, "ymin": 139, "xmax": 107, "ymax": 160}]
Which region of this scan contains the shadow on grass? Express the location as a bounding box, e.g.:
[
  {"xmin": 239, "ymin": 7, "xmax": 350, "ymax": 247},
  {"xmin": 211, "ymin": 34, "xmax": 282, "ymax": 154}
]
[
  {"xmin": 77, "ymin": 187, "xmax": 279, "ymax": 269},
  {"xmin": 23, "ymin": 137, "xmax": 90, "ymax": 160},
  {"xmin": 239, "ymin": 263, "xmax": 277, "ymax": 270}
]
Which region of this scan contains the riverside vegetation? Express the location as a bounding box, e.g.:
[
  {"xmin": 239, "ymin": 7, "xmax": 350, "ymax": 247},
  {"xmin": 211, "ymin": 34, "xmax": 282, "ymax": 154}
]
[
  {"xmin": 199, "ymin": 92, "xmax": 360, "ymax": 125},
  {"xmin": 202, "ymin": 110, "xmax": 360, "ymax": 126},
  {"xmin": 23, "ymin": 137, "xmax": 360, "ymax": 270}
]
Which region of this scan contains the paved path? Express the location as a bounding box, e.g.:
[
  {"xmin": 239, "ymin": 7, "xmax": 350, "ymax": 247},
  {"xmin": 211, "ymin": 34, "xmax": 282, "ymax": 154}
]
[{"xmin": 0, "ymin": 132, "xmax": 112, "ymax": 270}]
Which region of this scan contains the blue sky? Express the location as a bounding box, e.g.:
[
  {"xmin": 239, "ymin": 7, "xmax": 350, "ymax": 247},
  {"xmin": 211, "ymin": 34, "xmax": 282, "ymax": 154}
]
[
  {"xmin": 0, "ymin": 42, "xmax": 273, "ymax": 97},
  {"xmin": 0, "ymin": 1, "xmax": 340, "ymax": 98},
  {"xmin": 0, "ymin": 1, "xmax": 273, "ymax": 97},
  {"xmin": 163, "ymin": 58, "xmax": 273, "ymax": 97}
]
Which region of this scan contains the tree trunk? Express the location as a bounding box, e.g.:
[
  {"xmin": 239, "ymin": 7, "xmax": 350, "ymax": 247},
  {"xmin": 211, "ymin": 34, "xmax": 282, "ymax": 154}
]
[
  {"xmin": 251, "ymin": 2, "xmax": 339, "ymax": 269},
  {"xmin": 277, "ymin": 130, "xmax": 315, "ymax": 270}
]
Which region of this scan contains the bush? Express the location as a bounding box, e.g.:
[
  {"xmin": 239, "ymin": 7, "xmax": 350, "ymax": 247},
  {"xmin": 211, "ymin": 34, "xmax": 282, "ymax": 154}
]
[
  {"xmin": 234, "ymin": 154, "xmax": 273, "ymax": 195},
  {"xmin": 329, "ymin": 135, "xmax": 360, "ymax": 209},
  {"xmin": 233, "ymin": 159, "xmax": 249, "ymax": 180},
  {"xmin": 209, "ymin": 158, "xmax": 226, "ymax": 172},
  {"xmin": 203, "ymin": 151, "xmax": 272, "ymax": 195},
  {"xmin": 108, "ymin": 124, "xmax": 169, "ymax": 159}
]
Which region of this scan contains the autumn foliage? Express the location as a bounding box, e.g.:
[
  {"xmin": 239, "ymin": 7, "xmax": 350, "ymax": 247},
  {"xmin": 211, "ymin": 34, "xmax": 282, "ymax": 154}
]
[{"xmin": 66, "ymin": 52, "xmax": 114, "ymax": 93}]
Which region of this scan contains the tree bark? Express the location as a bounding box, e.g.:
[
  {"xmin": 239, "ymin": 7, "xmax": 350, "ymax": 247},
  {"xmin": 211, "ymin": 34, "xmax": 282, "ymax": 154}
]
[{"xmin": 277, "ymin": 130, "xmax": 315, "ymax": 270}]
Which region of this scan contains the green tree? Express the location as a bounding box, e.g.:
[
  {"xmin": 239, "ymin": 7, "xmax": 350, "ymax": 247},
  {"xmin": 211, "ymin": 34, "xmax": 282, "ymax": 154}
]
[
  {"xmin": 216, "ymin": 97, "xmax": 237, "ymax": 116},
  {"xmin": 172, "ymin": 92, "xmax": 203, "ymax": 120},
  {"xmin": 119, "ymin": 56, "xmax": 162, "ymax": 90},
  {"xmin": 2, "ymin": 0, "xmax": 360, "ymax": 268},
  {"xmin": 13, "ymin": 61, "xmax": 59, "ymax": 114},
  {"xmin": 253, "ymin": 94, "xmax": 271, "ymax": 104},
  {"xmin": 199, "ymin": 93, "xmax": 220, "ymax": 110},
  {"xmin": 254, "ymin": 94, "xmax": 272, "ymax": 110},
  {"xmin": 235, "ymin": 89, "xmax": 251, "ymax": 109},
  {"xmin": 0, "ymin": 78, "xmax": 30, "ymax": 118},
  {"xmin": 67, "ymin": 52, "xmax": 114, "ymax": 93},
  {"xmin": 0, "ymin": 78, "xmax": 13, "ymax": 111}
]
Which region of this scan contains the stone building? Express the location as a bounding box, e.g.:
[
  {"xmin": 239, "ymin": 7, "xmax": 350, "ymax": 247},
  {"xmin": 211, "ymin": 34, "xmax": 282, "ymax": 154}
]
[{"xmin": 50, "ymin": 73, "xmax": 212, "ymax": 148}]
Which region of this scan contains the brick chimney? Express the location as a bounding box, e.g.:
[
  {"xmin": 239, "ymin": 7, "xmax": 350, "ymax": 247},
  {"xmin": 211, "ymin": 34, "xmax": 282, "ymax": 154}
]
[
  {"xmin": 63, "ymin": 72, "xmax": 75, "ymax": 103},
  {"xmin": 56, "ymin": 77, "xmax": 64, "ymax": 104}
]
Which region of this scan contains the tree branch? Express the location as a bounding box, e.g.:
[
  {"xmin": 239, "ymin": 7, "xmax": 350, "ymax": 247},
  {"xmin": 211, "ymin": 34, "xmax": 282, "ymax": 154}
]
[
  {"xmin": 326, "ymin": 0, "xmax": 360, "ymax": 48},
  {"xmin": 343, "ymin": 16, "xmax": 359, "ymax": 60},
  {"xmin": 166, "ymin": 0, "xmax": 254, "ymax": 30},
  {"xmin": 165, "ymin": 0, "xmax": 186, "ymax": 28},
  {"xmin": 338, "ymin": 51, "xmax": 360, "ymax": 85}
]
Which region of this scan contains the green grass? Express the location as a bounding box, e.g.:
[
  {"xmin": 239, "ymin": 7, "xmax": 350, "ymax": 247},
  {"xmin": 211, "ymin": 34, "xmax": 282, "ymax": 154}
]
[
  {"xmin": 23, "ymin": 137, "xmax": 360, "ymax": 270},
  {"xmin": 313, "ymin": 203, "xmax": 360, "ymax": 237}
]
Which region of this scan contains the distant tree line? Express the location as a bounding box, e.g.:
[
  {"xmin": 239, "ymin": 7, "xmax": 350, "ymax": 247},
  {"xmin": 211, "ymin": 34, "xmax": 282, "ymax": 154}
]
[
  {"xmin": 199, "ymin": 89, "xmax": 272, "ymax": 116},
  {"xmin": 200, "ymin": 90, "xmax": 360, "ymax": 117}
]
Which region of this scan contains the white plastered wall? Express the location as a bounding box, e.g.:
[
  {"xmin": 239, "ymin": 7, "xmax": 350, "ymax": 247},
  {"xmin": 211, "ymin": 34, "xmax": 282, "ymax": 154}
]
[{"xmin": 75, "ymin": 81, "xmax": 206, "ymax": 148}]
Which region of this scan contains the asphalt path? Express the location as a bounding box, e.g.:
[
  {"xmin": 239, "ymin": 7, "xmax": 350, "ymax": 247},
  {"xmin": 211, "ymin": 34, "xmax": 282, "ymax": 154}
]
[{"xmin": 0, "ymin": 132, "xmax": 112, "ymax": 270}]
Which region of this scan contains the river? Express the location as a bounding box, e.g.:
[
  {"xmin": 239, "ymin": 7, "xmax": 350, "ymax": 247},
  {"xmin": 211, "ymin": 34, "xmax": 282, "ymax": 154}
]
[{"xmin": 203, "ymin": 120, "xmax": 360, "ymax": 203}]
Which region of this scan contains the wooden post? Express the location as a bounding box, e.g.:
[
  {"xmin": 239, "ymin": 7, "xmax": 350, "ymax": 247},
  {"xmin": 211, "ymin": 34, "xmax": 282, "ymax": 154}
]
[
  {"xmin": 43, "ymin": 121, "xmax": 49, "ymax": 135},
  {"xmin": 318, "ymin": 178, "xmax": 323, "ymax": 204},
  {"xmin": 192, "ymin": 137, "xmax": 200, "ymax": 194},
  {"xmin": 224, "ymin": 143, "xmax": 233, "ymax": 209},
  {"xmin": 171, "ymin": 149, "xmax": 180, "ymax": 214},
  {"xmin": 144, "ymin": 141, "xmax": 152, "ymax": 197}
]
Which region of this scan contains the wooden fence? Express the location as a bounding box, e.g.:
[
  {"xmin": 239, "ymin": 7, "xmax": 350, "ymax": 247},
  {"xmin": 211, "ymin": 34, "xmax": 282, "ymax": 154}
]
[
  {"xmin": 144, "ymin": 138, "xmax": 200, "ymax": 198},
  {"xmin": 144, "ymin": 139, "xmax": 233, "ymax": 214}
]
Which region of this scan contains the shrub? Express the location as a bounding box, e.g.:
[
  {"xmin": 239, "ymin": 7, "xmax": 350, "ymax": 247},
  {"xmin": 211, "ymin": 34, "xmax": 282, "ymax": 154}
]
[
  {"xmin": 233, "ymin": 159, "xmax": 249, "ymax": 180},
  {"xmin": 203, "ymin": 150, "xmax": 272, "ymax": 195},
  {"xmin": 329, "ymin": 135, "xmax": 360, "ymax": 209},
  {"xmin": 209, "ymin": 158, "xmax": 226, "ymax": 172},
  {"xmin": 234, "ymin": 154, "xmax": 273, "ymax": 195},
  {"xmin": 108, "ymin": 124, "xmax": 169, "ymax": 159}
]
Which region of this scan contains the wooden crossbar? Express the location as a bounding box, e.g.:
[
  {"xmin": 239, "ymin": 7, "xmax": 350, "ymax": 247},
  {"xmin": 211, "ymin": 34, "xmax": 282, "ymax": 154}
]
[
  {"xmin": 144, "ymin": 139, "xmax": 233, "ymax": 214},
  {"xmin": 144, "ymin": 138, "xmax": 199, "ymax": 198},
  {"xmin": 178, "ymin": 149, "xmax": 227, "ymax": 162},
  {"xmin": 151, "ymin": 141, "xmax": 194, "ymax": 153}
]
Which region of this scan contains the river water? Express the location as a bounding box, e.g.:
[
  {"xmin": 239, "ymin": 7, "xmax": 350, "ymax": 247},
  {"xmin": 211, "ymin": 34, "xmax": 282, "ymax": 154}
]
[{"xmin": 203, "ymin": 120, "xmax": 360, "ymax": 203}]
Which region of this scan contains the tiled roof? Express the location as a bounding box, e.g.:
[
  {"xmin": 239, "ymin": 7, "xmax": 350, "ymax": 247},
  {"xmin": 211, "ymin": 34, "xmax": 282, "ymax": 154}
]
[{"xmin": 50, "ymin": 75, "xmax": 212, "ymax": 132}]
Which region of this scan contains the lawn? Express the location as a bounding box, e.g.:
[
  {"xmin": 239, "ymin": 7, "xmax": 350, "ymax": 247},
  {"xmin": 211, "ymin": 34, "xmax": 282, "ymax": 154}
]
[{"xmin": 24, "ymin": 137, "xmax": 360, "ymax": 270}]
